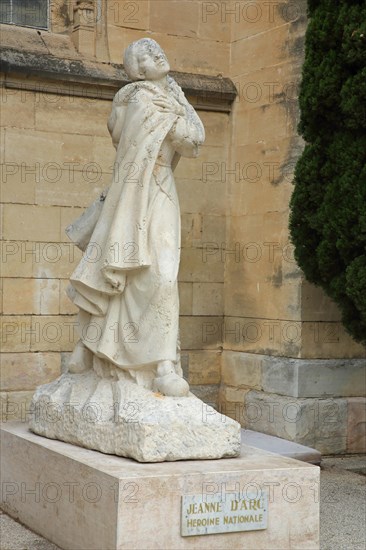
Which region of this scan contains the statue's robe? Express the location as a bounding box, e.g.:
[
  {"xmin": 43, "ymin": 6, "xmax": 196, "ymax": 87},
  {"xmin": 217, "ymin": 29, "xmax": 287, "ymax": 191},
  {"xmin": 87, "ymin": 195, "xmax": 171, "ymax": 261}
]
[{"xmin": 66, "ymin": 78, "xmax": 205, "ymax": 370}]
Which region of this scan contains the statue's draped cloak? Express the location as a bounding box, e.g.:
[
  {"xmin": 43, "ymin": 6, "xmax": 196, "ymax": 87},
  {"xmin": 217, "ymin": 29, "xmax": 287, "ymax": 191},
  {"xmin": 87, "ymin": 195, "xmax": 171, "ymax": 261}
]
[{"xmin": 66, "ymin": 79, "xmax": 204, "ymax": 369}]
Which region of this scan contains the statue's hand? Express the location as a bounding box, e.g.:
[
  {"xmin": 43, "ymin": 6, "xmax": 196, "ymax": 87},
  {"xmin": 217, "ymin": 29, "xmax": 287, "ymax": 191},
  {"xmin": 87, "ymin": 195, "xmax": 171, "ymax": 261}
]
[{"xmin": 152, "ymin": 97, "xmax": 185, "ymax": 116}]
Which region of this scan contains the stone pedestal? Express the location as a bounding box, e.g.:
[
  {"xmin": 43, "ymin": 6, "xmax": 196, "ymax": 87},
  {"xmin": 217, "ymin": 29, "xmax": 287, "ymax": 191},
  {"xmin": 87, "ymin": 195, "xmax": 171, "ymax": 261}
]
[{"xmin": 1, "ymin": 422, "xmax": 319, "ymax": 550}]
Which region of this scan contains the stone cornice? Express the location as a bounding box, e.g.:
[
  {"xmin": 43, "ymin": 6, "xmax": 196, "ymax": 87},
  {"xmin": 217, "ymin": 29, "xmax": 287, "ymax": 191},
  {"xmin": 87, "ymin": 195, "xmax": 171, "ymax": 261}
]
[{"xmin": 0, "ymin": 46, "xmax": 237, "ymax": 112}]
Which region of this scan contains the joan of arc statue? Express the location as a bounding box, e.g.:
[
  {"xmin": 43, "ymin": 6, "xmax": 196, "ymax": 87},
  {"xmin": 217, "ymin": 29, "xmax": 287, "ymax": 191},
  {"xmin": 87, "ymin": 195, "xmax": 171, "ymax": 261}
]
[{"xmin": 66, "ymin": 38, "xmax": 205, "ymax": 398}]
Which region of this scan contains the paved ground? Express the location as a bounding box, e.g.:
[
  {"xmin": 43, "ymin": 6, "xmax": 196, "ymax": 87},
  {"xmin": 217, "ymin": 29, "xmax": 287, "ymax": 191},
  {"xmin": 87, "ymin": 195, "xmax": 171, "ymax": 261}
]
[{"xmin": 1, "ymin": 455, "xmax": 365, "ymax": 550}]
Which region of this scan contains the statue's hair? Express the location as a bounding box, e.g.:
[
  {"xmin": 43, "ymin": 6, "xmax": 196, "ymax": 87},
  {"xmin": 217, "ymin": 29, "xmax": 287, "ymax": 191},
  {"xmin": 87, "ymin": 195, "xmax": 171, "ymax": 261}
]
[{"xmin": 123, "ymin": 38, "xmax": 164, "ymax": 81}]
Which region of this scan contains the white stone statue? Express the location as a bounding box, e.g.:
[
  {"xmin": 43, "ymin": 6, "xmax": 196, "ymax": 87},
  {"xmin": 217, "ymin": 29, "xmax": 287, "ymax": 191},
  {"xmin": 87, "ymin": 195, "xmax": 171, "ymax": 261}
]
[
  {"xmin": 66, "ymin": 38, "xmax": 204, "ymax": 398},
  {"xmin": 30, "ymin": 39, "xmax": 241, "ymax": 462}
]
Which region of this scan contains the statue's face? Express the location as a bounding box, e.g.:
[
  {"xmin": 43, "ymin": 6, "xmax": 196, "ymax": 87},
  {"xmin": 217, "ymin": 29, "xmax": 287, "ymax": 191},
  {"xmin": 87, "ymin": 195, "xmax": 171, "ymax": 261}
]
[{"xmin": 137, "ymin": 47, "xmax": 170, "ymax": 80}]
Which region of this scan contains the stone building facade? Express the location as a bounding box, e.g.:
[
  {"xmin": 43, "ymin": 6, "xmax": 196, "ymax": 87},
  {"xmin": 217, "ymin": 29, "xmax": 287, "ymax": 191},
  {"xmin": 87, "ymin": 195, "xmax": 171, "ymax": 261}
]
[{"xmin": 1, "ymin": 0, "xmax": 365, "ymax": 454}]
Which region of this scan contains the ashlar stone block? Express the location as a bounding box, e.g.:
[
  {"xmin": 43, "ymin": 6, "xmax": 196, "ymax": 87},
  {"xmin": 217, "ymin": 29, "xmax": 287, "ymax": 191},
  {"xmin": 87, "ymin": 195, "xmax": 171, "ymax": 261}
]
[
  {"xmin": 242, "ymin": 390, "xmax": 348, "ymax": 454},
  {"xmin": 1, "ymin": 352, "xmax": 61, "ymax": 391},
  {"xmin": 222, "ymin": 351, "xmax": 262, "ymax": 389},
  {"xmin": 261, "ymin": 356, "xmax": 366, "ymax": 398}
]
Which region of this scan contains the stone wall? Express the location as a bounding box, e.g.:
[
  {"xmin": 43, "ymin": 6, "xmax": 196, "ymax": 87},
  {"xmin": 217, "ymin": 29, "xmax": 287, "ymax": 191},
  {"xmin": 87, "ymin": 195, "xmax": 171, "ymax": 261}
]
[
  {"xmin": 0, "ymin": 67, "xmax": 108, "ymax": 420},
  {"xmin": 1, "ymin": 0, "xmax": 365, "ymax": 454}
]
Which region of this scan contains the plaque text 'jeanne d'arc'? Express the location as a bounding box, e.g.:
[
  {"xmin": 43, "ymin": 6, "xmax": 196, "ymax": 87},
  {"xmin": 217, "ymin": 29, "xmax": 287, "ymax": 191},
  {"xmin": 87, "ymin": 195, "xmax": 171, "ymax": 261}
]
[{"xmin": 181, "ymin": 493, "xmax": 268, "ymax": 536}]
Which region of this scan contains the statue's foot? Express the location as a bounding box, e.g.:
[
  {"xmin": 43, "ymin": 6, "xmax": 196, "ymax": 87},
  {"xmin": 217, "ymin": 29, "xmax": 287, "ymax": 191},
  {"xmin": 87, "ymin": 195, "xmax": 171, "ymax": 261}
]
[
  {"xmin": 153, "ymin": 372, "xmax": 189, "ymax": 397},
  {"xmin": 68, "ymin": 340, "xmax": 92, "ymax": 374}
]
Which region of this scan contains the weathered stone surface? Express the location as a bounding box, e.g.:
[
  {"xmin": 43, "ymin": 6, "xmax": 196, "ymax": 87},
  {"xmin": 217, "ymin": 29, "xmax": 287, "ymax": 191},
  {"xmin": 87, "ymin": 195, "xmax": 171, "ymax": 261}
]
[
  {"xmin": 301, "ymin": 321, "xmax": 366, "ymax": 359},
  {"xmin": 179, "ymin": 247, "xmax": 224, "ymax": 283},
  {"xmin": 5, "ymin": 391, "xmax": 34, "ymax": 422},
  {"xmin": 261, "ymin": 356, "xmax": 366, "ymax": 398},
  {"xmin": 31, "ymin": 242, "xmax": 82, "ymax": 279},
  {"xmin": 0, "ymin": 87, "xmax": 35, "ymax": 129},
  {"xmin": 178, "ymin": 282, "xmax": 193, "ymax": 315},
  {"xmin": 189, "ymin": 384, "xmax": 220, "ymax": 408},
  {"xmin": 176, "ymin": 179, "xmax": 227, "ymax": 215},
  {"xmin": 180, "ymin": 213, "xmax": 203, "ymax": 248},
  {"xmin": 107, "ymin": 0, "xmax": 149, "ymax": 30},
  {"xmin": 28, "ymin": 315, "xmax": 77, "ymax": 353},
  {"xmin": 2, "ymin": 204, "xmax": 61, "ymax": 242},
  {"xmin": 1, "ymin": 165, "xmax": 36, "ymax": 205},
  {"xmin": 219, "ymin": 386, "xmax": 250, "ymax": 423},
  {"xmin": 0, "ymin": 392, "xmax": 7, "ymax": 421},
  {"xmin": 242, "ymin": 390, "xmax": 348, "ymax": 454},
  {"xmin": 231, "ymin": 0, "xmax": 307, "ymax": 42},
  {"xmin": 174, "ymin": 143, "xmax": 227, "ymax": 181},
  {"xmin": 231, "ymin": 21, "xmax": 305, "ymax": 76},
  {"xmin": 35, "ymin": 96, "xmax": 111, "ymax": 137},
  {"xmin": 347, "ymin": 397, "xmax": 366, "ymax": 453},
  {"xmin": 0, "ymin": 316, "xmax": 32, "ymax": 353},
  {"xmin": 150, "ymin": 1, "xmax": 199, "ymax": 38},
  {"xmin": 297, "ymin": 359, "xmax": 366, "ymax": 397},
  {"xmin": 180, "ymin": 315, "xmax": 223, "ymax": 350},
  {"xmin": 186, "ymin": 350, "xmax": 221, "ymax": 385},
  {"xmin": 261, "ymin": 355, "xmax": 298, "ymax": 395},
  {"xmin": 0, "ymin": 24, "xmax": 49, "ymax": 55},
  {"xmin": 1, "ymin": 352, "xmax": 61, "ymax": 391},
  {"xmin": 221, "ymin": 351, "xmax": 262, "ymax": 389},
  {"xmin": 3, "ymin": 279, "xmax": 60, "ymax": 315},
  {"xmin": 29, "ymin": 371, "xmax": 241, "ymax": 462},
  {"xmin": 222, "ymin": 315, "xmax": 302, "ymax": 357},
  {"xmin": 50, "ymin": 0, "xmax": 72, "ymax": 34},
  {"xmin": 192, "ymin": 282, "xmax": 224, "ymax": 315},
  {"xmin": 301, "ymin": 280, "xmax": 342, "ymax": 322},
  {"xmin": 198, "ymin": 111, "xmax": 230, "ymax": 147}
]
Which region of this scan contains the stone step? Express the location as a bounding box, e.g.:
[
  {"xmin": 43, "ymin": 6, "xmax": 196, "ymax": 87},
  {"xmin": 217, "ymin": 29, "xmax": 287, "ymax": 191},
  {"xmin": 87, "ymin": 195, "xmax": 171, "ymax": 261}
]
[{"xmin": 242, "ymin": 429, "xmax": 322, "ymax": 464}]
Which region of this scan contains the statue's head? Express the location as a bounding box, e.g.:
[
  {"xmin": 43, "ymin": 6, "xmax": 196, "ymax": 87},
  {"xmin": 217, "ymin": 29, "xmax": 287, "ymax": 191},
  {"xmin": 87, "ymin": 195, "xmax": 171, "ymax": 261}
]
[{"xmin": 123, "ymin": 38, "xmax": 170, "ymax": 82}]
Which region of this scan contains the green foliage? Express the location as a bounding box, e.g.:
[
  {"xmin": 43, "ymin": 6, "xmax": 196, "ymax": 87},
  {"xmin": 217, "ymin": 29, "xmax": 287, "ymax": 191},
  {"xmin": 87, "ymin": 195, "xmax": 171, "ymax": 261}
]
[{"xmin": 289, "ymin": 0, "xmax": 366, "ymax": 344}]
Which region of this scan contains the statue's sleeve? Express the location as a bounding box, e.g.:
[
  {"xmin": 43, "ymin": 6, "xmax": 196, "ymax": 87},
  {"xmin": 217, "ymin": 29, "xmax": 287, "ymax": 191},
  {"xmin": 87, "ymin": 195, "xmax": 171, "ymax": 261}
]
[
  {"xmin": 107, "ymin": 88, "xmax": 127, "ymax": 149},
  {"xmin": 168, "ymin": 99, "xmax": 205, "ymax": 158}
]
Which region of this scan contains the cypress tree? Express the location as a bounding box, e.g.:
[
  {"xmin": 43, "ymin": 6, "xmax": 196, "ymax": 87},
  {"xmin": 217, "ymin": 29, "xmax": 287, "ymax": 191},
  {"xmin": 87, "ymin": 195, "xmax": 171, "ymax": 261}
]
[{"xmin": 289, "ymin": 0, "xmax": 366, "ymax": 344}]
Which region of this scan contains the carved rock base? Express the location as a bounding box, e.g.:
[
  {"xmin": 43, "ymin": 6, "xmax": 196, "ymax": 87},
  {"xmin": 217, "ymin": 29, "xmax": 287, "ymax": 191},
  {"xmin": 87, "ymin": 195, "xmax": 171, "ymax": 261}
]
[{"xmin": 29, "ymin": 371, "xmax": 241, "ymax": 462}]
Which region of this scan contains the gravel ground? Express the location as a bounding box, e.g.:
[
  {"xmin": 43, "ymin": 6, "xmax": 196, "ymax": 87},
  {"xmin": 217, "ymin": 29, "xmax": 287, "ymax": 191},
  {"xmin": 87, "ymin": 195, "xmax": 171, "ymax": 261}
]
[
  {"xmin": 320, "ymin": 456, "xmax": 366, "ymax": 550},
  {"xmin": 0, "ymin": 509, "xmax": 61, "ymax": 550},
  {"xmin": 1, "ymin": 455, "xmax": 365, "ymax": 550}
]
